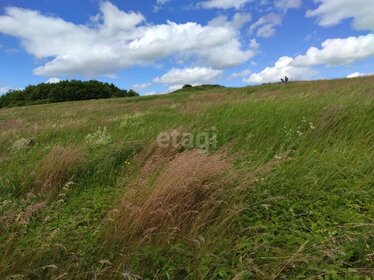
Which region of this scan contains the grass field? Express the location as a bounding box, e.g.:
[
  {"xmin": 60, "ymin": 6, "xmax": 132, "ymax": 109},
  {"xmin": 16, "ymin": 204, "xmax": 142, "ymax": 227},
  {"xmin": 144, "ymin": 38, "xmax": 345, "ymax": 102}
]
[{"xmin": 0, "ymin": 77, "xmax": 373, "ymax": 279}]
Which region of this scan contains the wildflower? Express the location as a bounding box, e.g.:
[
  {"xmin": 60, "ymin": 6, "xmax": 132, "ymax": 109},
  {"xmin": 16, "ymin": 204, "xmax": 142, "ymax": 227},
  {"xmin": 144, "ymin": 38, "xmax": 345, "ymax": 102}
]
[
  {"xmin": 309, "ymin": 122, "xmax": 316, "ymax": 130},
  {"xmin": 85, "ymin": 127, "xmax": 111, "ymax": 147},
  {"xmin": 11, "ymin": 138, "xmax": 32, "ymax": 151},
  {"xmin": 297, "ymin": 130, "xmax": 303, "ymax": 137}
]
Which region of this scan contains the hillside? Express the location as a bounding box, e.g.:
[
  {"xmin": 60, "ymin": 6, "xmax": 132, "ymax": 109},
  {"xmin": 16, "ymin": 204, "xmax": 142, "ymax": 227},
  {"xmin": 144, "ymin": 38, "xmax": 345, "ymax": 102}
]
[{"xmin": 0, "ymin": 77, "xmax": 373, "ymax": 279}]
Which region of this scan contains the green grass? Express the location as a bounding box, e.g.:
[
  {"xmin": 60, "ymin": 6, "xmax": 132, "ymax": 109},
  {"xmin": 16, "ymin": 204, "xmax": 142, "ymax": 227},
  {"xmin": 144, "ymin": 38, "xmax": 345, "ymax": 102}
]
[{"xmin": 0, "ymin": 77, "xmax": 373, "ymax": 279}]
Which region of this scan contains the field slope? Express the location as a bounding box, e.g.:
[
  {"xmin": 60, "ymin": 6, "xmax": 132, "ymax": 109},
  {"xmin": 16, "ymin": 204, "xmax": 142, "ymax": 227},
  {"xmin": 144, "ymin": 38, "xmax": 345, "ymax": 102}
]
[{"xmin": 0, "ymin": 77, "xmax": 373, "ymax": 279}]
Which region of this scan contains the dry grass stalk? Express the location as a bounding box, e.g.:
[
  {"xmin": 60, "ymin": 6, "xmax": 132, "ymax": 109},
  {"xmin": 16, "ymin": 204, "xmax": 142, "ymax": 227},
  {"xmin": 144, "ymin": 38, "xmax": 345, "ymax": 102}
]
[
  {"xmin": 34, "ymin": 145, "xmax": 84, "ymax": 193},
  {"xmin": 114, "ymin": 149, "xmax": 230, "ymax": 244},
  {"xmin": 16, "ymin": 201, "xmax": 47, "ymax": 226}
]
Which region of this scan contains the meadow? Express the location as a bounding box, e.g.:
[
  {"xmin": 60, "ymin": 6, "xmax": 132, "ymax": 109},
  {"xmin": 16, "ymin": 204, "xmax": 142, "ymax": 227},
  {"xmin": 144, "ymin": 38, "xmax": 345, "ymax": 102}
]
[{"xmin": 0, "ymin": 77, "xmax": 373, "ymax": 279}]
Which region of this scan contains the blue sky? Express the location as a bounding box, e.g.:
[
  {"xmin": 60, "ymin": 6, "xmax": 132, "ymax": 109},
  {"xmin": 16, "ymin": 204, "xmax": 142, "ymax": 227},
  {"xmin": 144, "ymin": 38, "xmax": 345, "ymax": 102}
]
[{"xmin": 0, "ymin": 0, "xmax": 373, "ymax": 95}]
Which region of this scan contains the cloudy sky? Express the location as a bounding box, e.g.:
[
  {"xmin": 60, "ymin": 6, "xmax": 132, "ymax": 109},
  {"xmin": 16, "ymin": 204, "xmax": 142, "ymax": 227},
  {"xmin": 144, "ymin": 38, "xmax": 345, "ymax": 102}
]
[{"xmin": 0, "ymin": 0, "xmax": 373, "ymax": 95}]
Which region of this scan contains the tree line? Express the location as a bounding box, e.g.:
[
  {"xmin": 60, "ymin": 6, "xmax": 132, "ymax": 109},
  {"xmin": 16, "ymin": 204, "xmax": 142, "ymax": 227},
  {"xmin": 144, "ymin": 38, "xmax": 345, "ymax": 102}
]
[{"xmin": 0, "ymin": 80, "xmax": 139, "ymax": 108}]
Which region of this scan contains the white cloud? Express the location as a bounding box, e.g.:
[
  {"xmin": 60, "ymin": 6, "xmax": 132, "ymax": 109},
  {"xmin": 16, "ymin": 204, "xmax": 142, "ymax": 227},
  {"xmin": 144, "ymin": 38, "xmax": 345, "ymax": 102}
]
[
  {"xmin": 208, "ymin": 13, "xmax": 252, "ymax": 29},
  {"xmin": 132, "ymin": 83, "xmax": 152, "ymax": 90},
  {"xmin": 0, "ymin": 87, "xmax": 11, "ymax": 95},
  {"xmin": 157, "ymin": 0, "xmax": 171, "ymax": 4},
  {"xmin": 275, "ymin": 0, "xmax": 302, "ymax": 10},
  {"xmin": 199, "ymin": 0, "xmax": 252, "ymax": 10},
  {"xmin": 244, "ymin": 56, "xmax": 316, "ymax": 84},
  {"xmin": 293, "ymin": 34, "xmax": 374, "ymax": 66},
  {"xmin": 347, "ymin": 72, "xmax": 372, "ymax": 78},
  {"xmin": 144, "ymin": 91, "xmax": 165, "ymax": 96},
  {"xmin": 0, "ymin": 2, "xmax": 256, "ymax": 77},
  {"xmin": 249, "ymin": 39, "xmax": 260, "ymax": 49},
  {"xmin": 45, "ymin": 77, "xmax": 61, "ymax": 84},
  {"xmin": 154, "ymin": 0, "xmax": 172, "ymax": 12},
  {"xmin": 245, "ymin": 33, "xmax": 374, "ymax": 84},
  {"xmin": 230, "ymin": 69, "xmax": 252, "ymax": 79},
  {"xmin": 168, "ymin": 85, "xmax": 185, "ymax": 91},
  {"xmin": 154, "ymin": 67, "xmax": 223, "ymax": 90},
  {"xmin": 307, "ymin": 0, "xmax": 374, "ymax": 31},
  {"xmin": 250, "ymin": 13, "xmax": 283, "ymax": 38}
]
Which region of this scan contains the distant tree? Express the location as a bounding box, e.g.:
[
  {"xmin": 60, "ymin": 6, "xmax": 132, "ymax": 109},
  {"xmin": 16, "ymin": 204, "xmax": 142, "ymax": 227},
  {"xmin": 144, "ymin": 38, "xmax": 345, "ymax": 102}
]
[
  {"xmin": 127, "ymin": 89, "xmax": 139, "ymax": 97},
  {"xmin": 0, "ymin": 80, "xmax": 138, "ymax": 108},
  {"xmin": 183, "ymin": 84, "xmax": 193, "ymax": 89}
]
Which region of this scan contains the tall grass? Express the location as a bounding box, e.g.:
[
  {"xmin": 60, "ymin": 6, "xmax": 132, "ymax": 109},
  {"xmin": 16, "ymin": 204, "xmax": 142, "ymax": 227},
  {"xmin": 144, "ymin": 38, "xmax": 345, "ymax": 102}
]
[{"xmin": 0, "ymin": 76, "xmax": 373, "ymax": 279}]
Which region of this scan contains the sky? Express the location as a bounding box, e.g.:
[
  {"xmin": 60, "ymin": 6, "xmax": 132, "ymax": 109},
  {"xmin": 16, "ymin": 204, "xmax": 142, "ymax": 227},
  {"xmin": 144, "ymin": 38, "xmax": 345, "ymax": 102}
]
[{"xmin": 0, "ymin": 0, "xmax": 373, "ymax": 96}]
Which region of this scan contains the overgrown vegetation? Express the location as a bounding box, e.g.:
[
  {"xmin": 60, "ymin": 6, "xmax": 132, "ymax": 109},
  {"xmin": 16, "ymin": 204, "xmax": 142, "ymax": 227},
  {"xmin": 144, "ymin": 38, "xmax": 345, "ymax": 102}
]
[
  {"xmin": 0, "ymin": 80, "xmax": 139, "ymax": 108},
  {"xmin": 0, "ymin": 77, "xmax": 373, "ymax": 279}
]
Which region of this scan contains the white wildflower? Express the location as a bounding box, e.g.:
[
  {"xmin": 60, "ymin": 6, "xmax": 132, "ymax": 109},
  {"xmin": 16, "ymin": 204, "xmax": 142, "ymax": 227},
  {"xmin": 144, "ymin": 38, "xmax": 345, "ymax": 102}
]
[
  {"xmin": 11, "ymin": 138, "xmax": 31, "ymax": 151},
  {"xmin": 85, "ymin": 127, "xmax": 111, "ymax": 147}
]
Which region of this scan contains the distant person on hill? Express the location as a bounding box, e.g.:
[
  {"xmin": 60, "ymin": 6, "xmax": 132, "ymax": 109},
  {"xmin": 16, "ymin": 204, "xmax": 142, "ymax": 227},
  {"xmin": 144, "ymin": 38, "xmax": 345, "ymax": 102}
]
[
  {"xmin": 281, "ymin": 78, "xmax": 285, "ymax": 83},
  {"xmin": 285, "ymin": 76, "xmax": 289, "ymax": 83}
]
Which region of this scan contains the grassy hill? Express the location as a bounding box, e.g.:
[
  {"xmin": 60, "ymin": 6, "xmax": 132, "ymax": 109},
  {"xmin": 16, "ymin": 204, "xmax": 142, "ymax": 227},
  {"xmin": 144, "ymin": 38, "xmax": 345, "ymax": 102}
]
[{"xmin": 0, "ymin": 77, "xmax": 373, "ymax": 279}]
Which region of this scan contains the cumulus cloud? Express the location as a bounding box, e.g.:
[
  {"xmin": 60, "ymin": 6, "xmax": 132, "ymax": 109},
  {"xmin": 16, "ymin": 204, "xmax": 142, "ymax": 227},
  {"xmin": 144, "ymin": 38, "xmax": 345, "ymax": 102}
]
[
  {"xmin": 199, "ymin": 0, "xmax": 252, "ymax": 10},
  {"xmin": 244, "ymin": 56, "xmax": 316, "ymax": 84},
  {"xmin": 250, "ymin": 13, "xmax": 283, "ymax": 38},
  {"xmin": 347, "ymin": 72, "xmax": 372, "ymax": 78},
  {"xmin": 0, "ymin": 2, "xmax": 256, "ymax": 77},
  {"xmin": 154, "ymin": 67, "xmax": 223, "ymax": 90},
  {"xmin": 245, "ymin": 34, "xmax": 374, "ymax": 84},
  {"xmin": 293, "ymin": 34, "xmax": 374, "ymax": 66},
  {"xmin": 0, "ymin": 86, "xmax": 11, "ymax": 95},
  {"xmin": 144, "ymin": 91, "xmax": 165, "ymax": 96},
  {"xmin": 45, "ymin": 77, "xmax": 61, "ymax": 84},
  {"xmin": 307, "ymin": 0, "xmax": 374, "ymax": 31}
]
